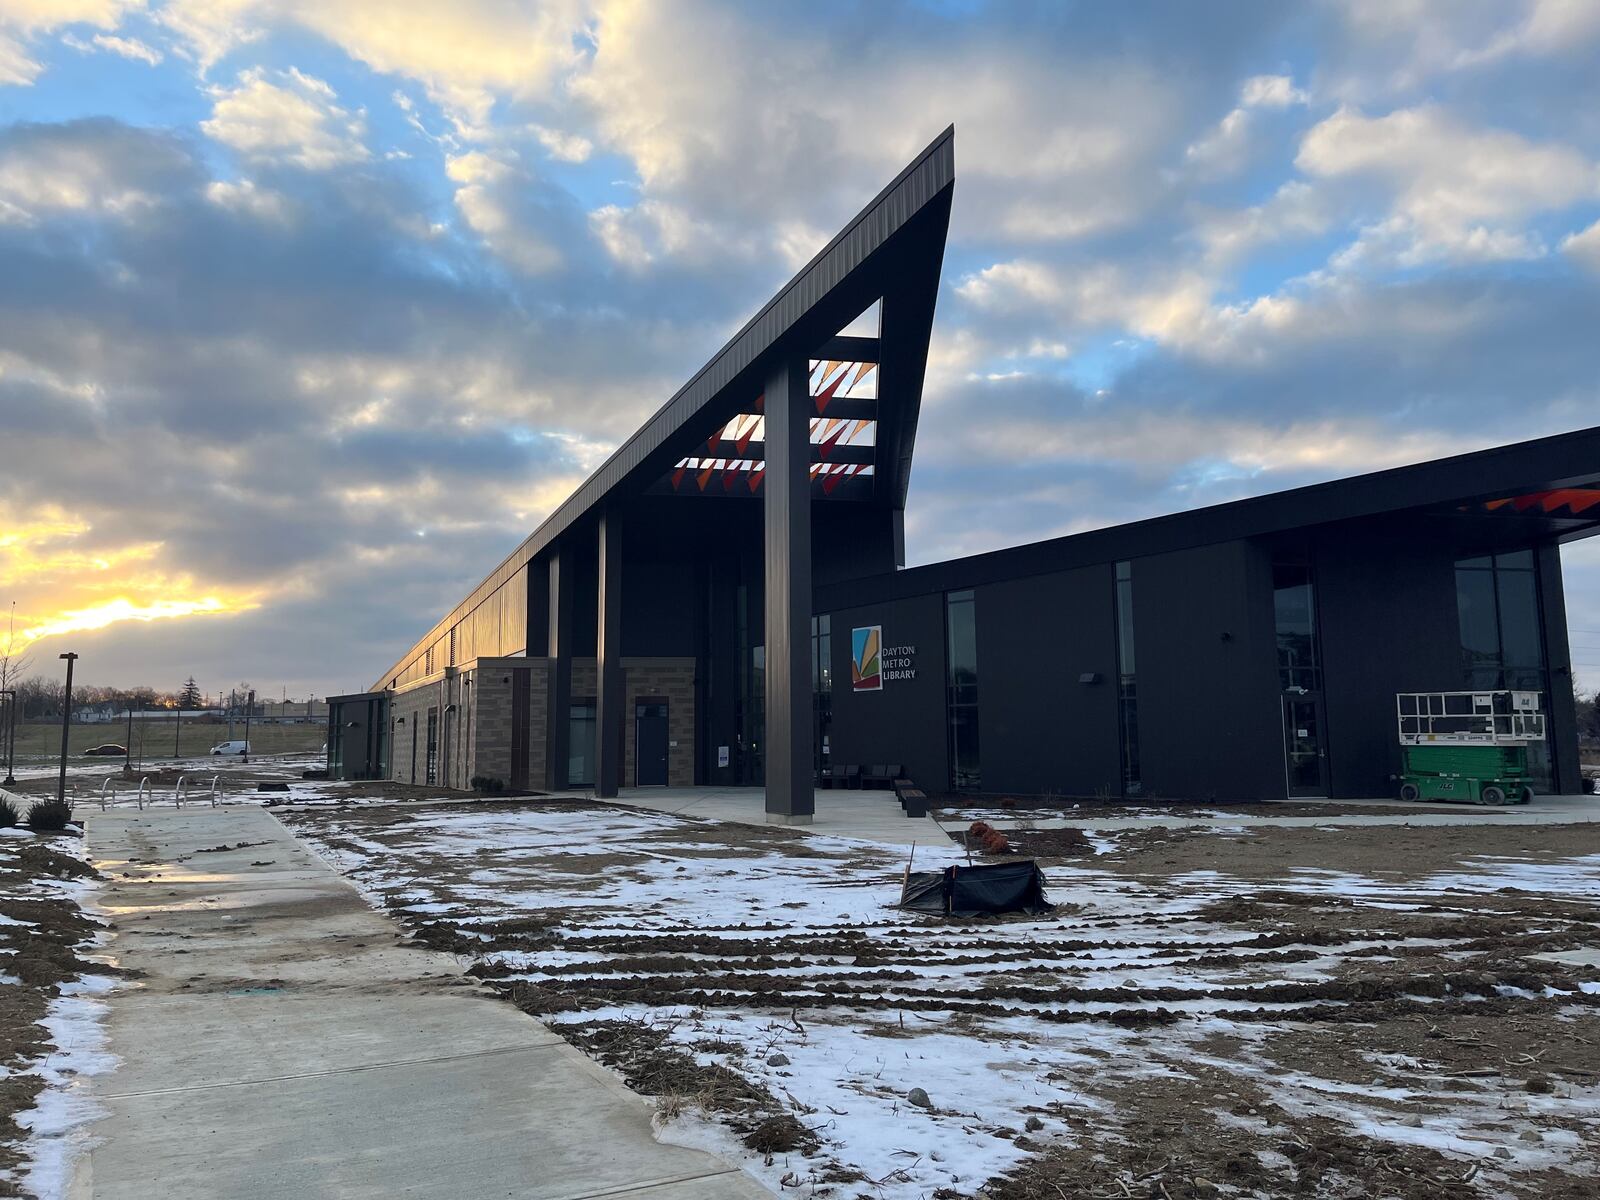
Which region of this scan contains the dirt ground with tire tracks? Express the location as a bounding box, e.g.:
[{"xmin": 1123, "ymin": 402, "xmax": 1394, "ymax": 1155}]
[{"xmin": 280, "ymin": 795, "xmax": 1600, "ymax": 1199}]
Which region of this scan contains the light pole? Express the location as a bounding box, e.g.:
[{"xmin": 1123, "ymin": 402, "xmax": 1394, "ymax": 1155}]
[
  {"xmin": 124, "ymin": 703, "xmax": 133, "ymax": 773},
  {"xmin": 173, "ymin": 703, "xmax": 182, "ymax": 758},
  {"xmin": 1, "ymin": 687, "xmax": 16, "ymax": 787},
  {"xmin": 243, "ymin": 689, "xmax": 254, "ymax": 763},
  {"xmin": 57, "ymin": 652, "xmax": 78, "ymax": 806}
]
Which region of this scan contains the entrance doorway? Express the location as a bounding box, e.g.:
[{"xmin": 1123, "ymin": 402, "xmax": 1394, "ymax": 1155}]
[
  {"xmin": 635, "ymin": 700, "xmax": 669, "ymax": 786},
  {"xmin": 1282, "ymin": 694, "xmax": 1329, "ymax": 797}
]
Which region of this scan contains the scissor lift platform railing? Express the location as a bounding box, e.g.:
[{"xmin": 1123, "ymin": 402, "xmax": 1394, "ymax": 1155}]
[
  {"xmin": 1396, "ymin": 691, "xmax": 1544, "ymax": 804},
  {"xmin": 1397, "ymin": 690, "xmax": 1546, "ymax": 746}
]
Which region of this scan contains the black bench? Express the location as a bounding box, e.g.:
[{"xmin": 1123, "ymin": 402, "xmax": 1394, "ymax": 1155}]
[{"xmin": 863, "ymin": 763, "xmax": 903, "ymax": 790}]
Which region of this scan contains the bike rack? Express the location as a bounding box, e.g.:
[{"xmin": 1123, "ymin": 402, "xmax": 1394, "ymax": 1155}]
[
  {"xmin": 175, "ymin": 775, "xmax": 189, "ymax": 808},
  {"xmin": 209, "ymin": 774, "xmax": 221, "ymax": 807},
  {"xmin": 136, "ymin": 776, "xmax": 151, "ymax": 810},
  {"xmin": 99, "ymin": 777, "xmax": 115, "ymax": 810}
]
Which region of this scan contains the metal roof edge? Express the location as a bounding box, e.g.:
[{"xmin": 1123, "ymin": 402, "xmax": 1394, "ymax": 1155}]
[{"xmin": 822, "ymin": 423, "xmax": 1600, "ymax": 607}]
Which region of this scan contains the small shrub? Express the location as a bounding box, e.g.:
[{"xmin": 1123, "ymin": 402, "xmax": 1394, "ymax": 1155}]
[
  {"xmin": 968, "ymin": 819, "xmax": 992, "ymax": 838},
  {"xmin": 0, "ymin": 795, "xmax": 19, "ymax": 827},
  {"xmin": 471, "ymin": 774, "xmax": 506, "ymax": 796},
  {"xmin": 980, "ymin": 829, "xmax": 1010, "ymax": 855},
  {"xmin": 743, "ymin": 1113, "xmax": 820, "ymax": 1155},
  {"xmin": 25, "ymin": 798, "xmax": 74, "ymax": 832}
]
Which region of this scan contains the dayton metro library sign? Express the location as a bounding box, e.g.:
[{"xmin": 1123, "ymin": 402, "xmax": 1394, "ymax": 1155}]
[{"xmin": 850, "ymin": 625, "xmax": 918, "ymax": 692}]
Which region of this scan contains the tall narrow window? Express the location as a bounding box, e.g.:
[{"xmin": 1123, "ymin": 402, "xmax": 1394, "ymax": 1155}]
[
  {"xmin": 373, "ymin": 699, "xmax": 388, "ymax": 779},
  {"xmin": 1114, "ymin": 562, "xmax": 1141, "ymax": 795},
  {"xmin": 812, "ymin": 614, "xmax": 832, "ymax": 775},
  {"xmin": 945, "ymin": 590, "xmax": 980, "ymax": 791},
  {"xmin": 1455, "ymin": 549, "xmax": 1549, "ymax": 790},
  {"xmin": 425, "ymin": 707, "xmax": 439, "ymax": 785},
  {"xmin": 1455, "ymin": 551, "xmax": 1545, "ymax": 690},
  {"xmin": 1272, "ymin": 557, "xmax": 1321, "ymax": 693},
  {"xmin": 568, "ymin": 699, "xmax": 597, "ymax": 787}
]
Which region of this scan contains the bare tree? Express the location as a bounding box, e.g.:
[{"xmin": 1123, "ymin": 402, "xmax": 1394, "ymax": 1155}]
[{"xmin": 0, "ymin": 608, "xmax": 33, "ymax": 697}]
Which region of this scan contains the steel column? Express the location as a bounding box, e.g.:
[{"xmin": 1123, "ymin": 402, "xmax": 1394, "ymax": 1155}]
[
  {"xmin": 1537, "ymin": 542, "xmax": 1581, "ymax": 795},
  {"xmin": 596, "ymin": 510, "xmax": 623, "ymax": 798},
  {"xmin": 546, "ymin": 547, "xmax": 573, "ymax": 791},
  {"xmin": 763, "ymin": 352, "xmax": 814, "ymax": 822}
]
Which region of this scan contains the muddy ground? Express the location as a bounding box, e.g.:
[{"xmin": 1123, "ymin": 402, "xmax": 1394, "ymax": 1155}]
[
  {"xmin": 0, "ymin": 834, "xmax": 104, "ymax": 1192},
  {"xmin": 282, "ymin": 798, "xmax": 1600, "ymax": 1199}
]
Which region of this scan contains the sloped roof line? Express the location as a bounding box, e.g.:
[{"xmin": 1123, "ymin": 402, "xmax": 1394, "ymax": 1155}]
[{"xmin": 371, "ymin": 126, "xmax": 956, "ymax": 690}]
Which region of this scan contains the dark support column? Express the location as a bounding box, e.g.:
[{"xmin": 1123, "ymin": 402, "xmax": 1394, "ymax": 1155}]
[
  {"xmin": 546, "ymin": 546, "xmax": 573, "ymax": 791},
  {"xmin": 763, "ymin": 352, "xmax": 814, "ymax": 822},
  {"xmin": 526, "ymin": 561, "xmax": 549, "ymax": 657},
  {"xmin": 596, "ymin": 510, "xmax": 623, "ymax": 798},
  {"xmin": 1537, "ymin": 543, "xmax": 1581, "ymax": 795}
]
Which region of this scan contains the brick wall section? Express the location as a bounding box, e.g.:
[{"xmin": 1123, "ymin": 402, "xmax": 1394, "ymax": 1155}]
[
  {"xmin": 400, "ymin": 655, "xmax": 696, "ymax": 791},
  {"xmin": 465, "ymin": 658, "xmax": 549, "ymax": 790},
  {"xmin": 387, "ymin": 672, "xmax": 465, "ymax": 788},
  {"xmin": 467, "ymin": 664, "xmax": 506, "ymax": 788}
]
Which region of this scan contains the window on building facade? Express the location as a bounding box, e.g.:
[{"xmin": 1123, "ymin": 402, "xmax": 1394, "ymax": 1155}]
[
  {"xmin": 1114, "ymin": 561, "xmax": 1141, "ymax": 795},
  {"xmin": 1272, "ymin": 557, "xmax": 1322, "ymax": 693},
  {"xmin": 812, "ymin": 614, "xmax": 832, "ymax": 773},
  {"xmin": 1456, "ymin": 550, "xmax": 1545, "ymax": 690},
  {"xmin": 425, "ymin": 707, "xmax": 438, "ymax": 785},
  {"xmin": 1456, "ymin": 549, "xmax": 1550, "ymax": 790},
  {"xmin": 568, "ymin": 699, "xmax": 597, "ymax": 787},
  {"xmin": 945, "ymin": 590, "xmax": 980, "ymax": 791},
  {"xmin": 372, "ymin": 699, "xmax": 388, "ymax": 779}
]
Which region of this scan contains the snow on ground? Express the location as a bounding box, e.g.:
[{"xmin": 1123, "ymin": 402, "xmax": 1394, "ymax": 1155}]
[
  {"xmin": 0, "ymin": 832, "xmax": 117, "ymax": 1200},
  {"xmin": 285, "ymin": 801, "xmax": 1600, "ymax": 1197},
  {"xmin": 12, "ymin": 983, "xmax": 119, "ymax": 1200}
]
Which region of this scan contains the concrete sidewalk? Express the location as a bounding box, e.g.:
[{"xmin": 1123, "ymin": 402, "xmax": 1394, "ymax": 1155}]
[
  {"xmin": 610, "ymin": 785, "xmax": 1600, "ymax": 844},
  {"xmin": 77, "ymin": 805, "xmax": 770, "ymax": 1200}
]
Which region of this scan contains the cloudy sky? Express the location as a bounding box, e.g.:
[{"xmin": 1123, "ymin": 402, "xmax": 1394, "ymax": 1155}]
[{"xmin": 2, "ymin": 0, "xmax": 1599, "ymax": 701}]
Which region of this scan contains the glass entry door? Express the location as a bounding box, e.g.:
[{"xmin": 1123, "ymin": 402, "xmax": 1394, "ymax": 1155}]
[{"xmin": 1282, "ymin": 695, "xmax": 1329, "ymax": 797}]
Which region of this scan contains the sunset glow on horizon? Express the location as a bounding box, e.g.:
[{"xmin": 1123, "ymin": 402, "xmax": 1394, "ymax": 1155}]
[{"xmin": 1, "ymin": 502, "xmax": 260, "ymax": 658}]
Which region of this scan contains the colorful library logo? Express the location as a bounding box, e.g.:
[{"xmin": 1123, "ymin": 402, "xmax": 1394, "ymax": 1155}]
[{"xmin": 851, "ymin": 625, "xmax": 882, "ymax": 692}]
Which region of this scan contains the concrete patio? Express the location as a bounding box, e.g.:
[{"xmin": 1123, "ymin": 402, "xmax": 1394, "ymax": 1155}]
[{"xmin": 608, "ymin": 785, "xmax": 1600, "ymax": 844}]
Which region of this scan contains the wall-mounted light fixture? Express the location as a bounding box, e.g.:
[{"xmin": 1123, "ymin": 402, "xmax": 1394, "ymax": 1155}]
[{"xmin": 1077, "ymin": 672, "xmax": 1101, "ymax": 685}]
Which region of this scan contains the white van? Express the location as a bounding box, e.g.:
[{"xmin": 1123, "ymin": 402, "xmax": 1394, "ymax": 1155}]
[{"xmin": 210, "ymin": 740, "xmax": 250, "ymax": 756}]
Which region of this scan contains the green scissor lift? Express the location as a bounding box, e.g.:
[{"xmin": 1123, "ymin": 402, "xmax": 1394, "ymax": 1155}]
[{"xmin": 1396, "ymin": 690, "xmax": 1544, "ymax": 805}]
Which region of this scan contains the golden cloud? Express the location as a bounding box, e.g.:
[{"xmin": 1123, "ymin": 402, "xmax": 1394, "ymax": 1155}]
[{"xmin": 0, "ymin": 503, "xmax": 262, "ymax": 654}]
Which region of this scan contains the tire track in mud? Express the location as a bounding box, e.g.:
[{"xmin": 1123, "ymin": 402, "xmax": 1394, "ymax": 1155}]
[{"xmin": 280, "ymin": 802, "xmax": 1600, "ymax": 1199}]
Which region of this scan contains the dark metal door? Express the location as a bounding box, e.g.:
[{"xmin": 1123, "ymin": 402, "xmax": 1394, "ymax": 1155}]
[
  {"xmin": 509, "ymin": 668, "xmax": 530, "ymax": 791},
  {"xmin": 635, "ymin": 702, "xmax": 669, "ymax": 786},
  {"xmin": 1283, "ymin": 695, "xmax": 1329, "ymax": 797}
]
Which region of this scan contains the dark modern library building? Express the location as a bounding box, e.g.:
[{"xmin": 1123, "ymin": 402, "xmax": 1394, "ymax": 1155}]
[{"xmin": 329, "ymin": 127, "xmax": 1594, "ymax": 816}]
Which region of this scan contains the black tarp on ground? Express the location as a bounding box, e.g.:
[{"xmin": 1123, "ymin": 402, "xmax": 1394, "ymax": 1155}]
[{"xmin": 900, "ymin": 861, "xmax": 1054, "ymax": 917}]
